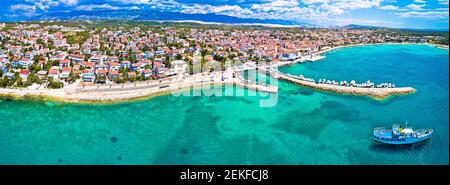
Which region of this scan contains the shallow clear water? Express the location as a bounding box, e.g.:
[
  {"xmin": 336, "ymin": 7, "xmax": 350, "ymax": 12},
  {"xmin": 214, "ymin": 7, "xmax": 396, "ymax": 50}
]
[{"xmin": 0, "ymin": 44, "xmax": 448, "ymax": 164}]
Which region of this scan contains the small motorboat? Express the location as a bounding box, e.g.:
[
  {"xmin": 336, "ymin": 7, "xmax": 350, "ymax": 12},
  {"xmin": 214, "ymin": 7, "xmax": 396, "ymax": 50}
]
[{"xmin": 373, "ymin": 122, "xmax": 432, "ymax": 145}]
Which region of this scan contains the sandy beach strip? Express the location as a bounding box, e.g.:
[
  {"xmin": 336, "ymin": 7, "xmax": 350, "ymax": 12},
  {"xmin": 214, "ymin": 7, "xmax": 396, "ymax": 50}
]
[{"xmin": 0, "ymin": 78, "xmax": 278, "ymax": 103}]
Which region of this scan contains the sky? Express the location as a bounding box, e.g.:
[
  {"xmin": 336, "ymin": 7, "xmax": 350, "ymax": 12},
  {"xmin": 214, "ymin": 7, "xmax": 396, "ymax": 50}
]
[{"xmin": 1, "ymin": 0, "xmax": 449, "ymax": 29}]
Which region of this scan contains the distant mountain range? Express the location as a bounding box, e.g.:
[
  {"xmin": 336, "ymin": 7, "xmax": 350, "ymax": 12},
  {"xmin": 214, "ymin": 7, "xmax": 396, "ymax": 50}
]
[
  {"xmin": 29, "ymin": 9, "xmax": 317, "ymax": 28},
  {"xmin": 341, "ymin": 24, "xmax": 386, "ymax": 29}
]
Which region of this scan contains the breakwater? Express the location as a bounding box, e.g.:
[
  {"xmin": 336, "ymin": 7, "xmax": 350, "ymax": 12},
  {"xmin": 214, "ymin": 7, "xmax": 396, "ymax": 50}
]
[{"xmin": 260, "ymin": 68, "xmax": 415, "ymax": 99}]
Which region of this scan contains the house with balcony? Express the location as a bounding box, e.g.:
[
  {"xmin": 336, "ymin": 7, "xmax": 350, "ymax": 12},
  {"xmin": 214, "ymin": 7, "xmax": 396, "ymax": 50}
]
[
  {"xmin": 59, "ymin": 59, "xmax": 70, "ymax": 68},
  {"xmin": 141, "ymin": 69, "xmax": 153, "ymax": 78},
  {"xmin": 19, "ymin": 69, "xmax": 30, "ymax": 81},
  {"xmin": 36, "ymin": 70, "xmax": 47, "ymax": 79},
  {"xmin": 69, "ymin": 54, "xmax": 85, "ymax": 63},
  {"xmin": 60, "ymin": 67, "xmax": 72, "ymax": 79},
  {"xmin": 120, "ymin": 60, "xmax": 131, "ymax": 69},
  {"xmin": 109, "ymin": 70, "xmax": 119, "ymax": 79},
  {"xmin": 18, "ymin": 58, "xmax": 33, "ymax": 69},
  {"xmin": 48, "ymin": 68, "xmax": 60, "ymax": 80},
  {"xmin": 82, "ymin": 70, "xmax": 95, "ymax": 82}
]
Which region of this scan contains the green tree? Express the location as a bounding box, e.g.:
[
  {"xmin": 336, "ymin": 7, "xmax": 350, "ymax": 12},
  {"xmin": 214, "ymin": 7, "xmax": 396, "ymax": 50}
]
[
  {"xmin": 15, "ymin": 76, "xmax": 24, "ymax": 87},
  {"xmin": 175, "ymin": 54, "xmax": 182, "ymax": 60},
  {"xmin": 47, "ymin": 78, "xmax": 64, "ymax": 89}
]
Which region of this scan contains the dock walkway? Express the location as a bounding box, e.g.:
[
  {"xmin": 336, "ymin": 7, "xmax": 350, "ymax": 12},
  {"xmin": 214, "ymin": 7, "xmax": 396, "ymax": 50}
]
[{"xmin": 259, "ymin": 67, "xmax": 415, "ymax": 99}]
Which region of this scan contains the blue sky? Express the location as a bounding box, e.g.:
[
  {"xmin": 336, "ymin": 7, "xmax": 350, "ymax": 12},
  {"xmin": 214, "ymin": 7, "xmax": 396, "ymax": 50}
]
[{"xmin": 1, "ymin": 0, "xmax": 449, "ymax": 29}]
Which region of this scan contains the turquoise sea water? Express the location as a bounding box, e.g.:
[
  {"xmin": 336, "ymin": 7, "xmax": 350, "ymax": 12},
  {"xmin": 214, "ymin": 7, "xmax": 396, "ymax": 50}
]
[{"xmin": 0, "ymin": 44, "xmax": 448, "ymax": 164}]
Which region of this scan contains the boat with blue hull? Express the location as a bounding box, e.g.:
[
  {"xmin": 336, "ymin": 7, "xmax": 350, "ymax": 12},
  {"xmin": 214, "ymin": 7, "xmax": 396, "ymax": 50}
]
[{"xmin": 373, "ymin": 123, "xmax": 432, "ymax": 145}]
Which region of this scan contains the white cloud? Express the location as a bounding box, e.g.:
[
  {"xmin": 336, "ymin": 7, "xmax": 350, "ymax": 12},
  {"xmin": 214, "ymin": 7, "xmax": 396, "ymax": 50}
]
[
  {"xmin": 129, "ymin": 6, "xmax": 141, "ymax": 10},
  {"xmin": 335, "ymin": 0, "xmax": 383, "ymax": 10},
  {"xmin": 9, "ymin": 4, "xmax": 38, "ymax": 17},
  {"xmin": 438, "ymin": 0, "xmax": 449, "ymax": 5},
  {"xmin": 75, "ymin": 4, "xmax": 121, "ymax": 11},
  {"xmin": 319, "ymin": 3, "xmax": 344, "ymax": 15},
  {"xmin": 8, "ymin": 0, "xmax": 387, "ymax": 23},
  {"xmin": 59, "ymin": 0, "xmax": 80, "ymax": 6},
  {"xmin": 74, "ymin": 3, "xmax": 142, "ymax": 11},
  {"xmin": 302, "ymin": 0, "xmax": 330, "ymax": 4},
  {"xmin": 181, "ymin": 1, "xmax": 316, "ymax": 20},
  {"xmin": 10, "ymin": 4, "xmax": 37, "ymax": 11},
  {"xmin": 393, "ymin": 1, "xmax": 449, "ymax": 20},
  {"xmin": 27, "ymin": 0, "xmax": 80, "ymax": 7},
  {"xmin": 181, "ymin": 4, "xmax": 254, "ymax": 17},
  {"xmin": 113, "ymin": 0, "xmax": 179, "ymax": 5},
  {"xmin": 8, "ymin": 0, "xmax": 81, "ymax": 18},
  {"xmin": 19, "ymin": 0, "xmax": 80, "ymax": 11},
  {"xmin": 395, "ymin": 10, "xmax": 449, "ymax": 19},
  {"xmin": 6, "ymin": 0, "xmax": 448, "ymax": 27},
  {"xmin": 113, "ymin": 0, "xmax": 151, "ymax": 4},
  {"xmin": 179, "ymin": 0, "xmax": 386, "ymax": 23},
  {"xmin": 331, "ymin": 18, "xmax": 396, "ymax": 27},
  {"xmin": 250, "ymin": 0, "xmax": 300, "ymax": 13},
  {"xmin": 406, "ymin": 4, "xmax": 425, "ymax": 10},
  {"xmin": 379, "ymin": 5, "xmax": 400, "ymax": 10},
  {"xmin": 301, "ymin": 0, "xmax": 382, "ymax": 10},
  {"xmin": 33, "ymin": 0, "xmax": 60, "ymax": 10}
]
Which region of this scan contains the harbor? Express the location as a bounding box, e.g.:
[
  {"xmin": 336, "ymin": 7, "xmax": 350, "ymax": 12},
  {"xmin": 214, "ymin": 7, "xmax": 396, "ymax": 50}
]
[
  {"xmin": 240, "ymin": 60, "xmax": 415, "ymax": 100},
  {"xmin": 272, "ymin": 70, "xmax": 414, "ymax": 99}
]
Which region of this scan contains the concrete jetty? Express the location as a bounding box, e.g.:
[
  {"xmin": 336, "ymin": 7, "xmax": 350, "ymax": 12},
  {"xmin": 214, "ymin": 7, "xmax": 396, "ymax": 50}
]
[
  {"xmin": 306, "ymin": 55, "xmax": 326, "ymax": 62},
  {"xmin": 259, "ymin": 68, "xmax": 416, "ymax": 99}
]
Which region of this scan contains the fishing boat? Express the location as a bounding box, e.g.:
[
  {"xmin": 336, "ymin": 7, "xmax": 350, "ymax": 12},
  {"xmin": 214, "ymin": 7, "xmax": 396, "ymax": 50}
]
[{"xmin": 373, "ymin": 122, "xmax": 433, "ymax": 145}]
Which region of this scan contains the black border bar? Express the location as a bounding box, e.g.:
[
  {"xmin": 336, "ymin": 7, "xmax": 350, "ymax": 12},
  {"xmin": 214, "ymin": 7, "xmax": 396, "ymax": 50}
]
[{"xmin": 0, "ymin": 165, "xmax": 448, "ymax": 184}]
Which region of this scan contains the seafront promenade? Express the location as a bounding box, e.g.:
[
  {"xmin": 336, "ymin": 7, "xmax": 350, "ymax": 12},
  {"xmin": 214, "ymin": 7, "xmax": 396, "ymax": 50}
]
[{"xmin": 0, "ymin": 71, "xmax": 278, "ymax": 102}]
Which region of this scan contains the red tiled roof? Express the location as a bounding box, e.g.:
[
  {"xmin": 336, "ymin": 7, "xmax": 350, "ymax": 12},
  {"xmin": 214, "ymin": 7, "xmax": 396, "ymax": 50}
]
[
  {"xmin": 62, "ymin": 67, "xmax": 72, "ymax": 72},
  {"xmin": 109, "ymin": 70, "xmax": 118, "ymax": 75},
  {"xmin": 82, "ymin": 62, "xmax": 94, "ymax": 67},
  {"xmin": 60, "ymin": 59, "xmax": 70, "ymax": 64},
  {"xmin": 127, "ymin": 72, "xmax": 136, "ymax": 76},
  {"xmin": 69, "ymin": 54, "xmax": 84, "ymax": 58},
  {"xmin": 97, "ymin": 69, "xmax": 107, "ymax": 74},
  {"xmin": 153, "ymin": 62, "xmax": 161, "ymax": 68},
  {"xmin": 49, "ymin": 68, "xmax": 59, "ymax": 74},
  {"xmin": 19, "ymin": 69, "xmax": 30, "ymax": 75},
  {"xmin": 142, "ymin": 69, "xmax": 152, "ymax": 73},
  {"xmin": 109, "ymin": 62, "xmax": 119, "ymax": 66}
]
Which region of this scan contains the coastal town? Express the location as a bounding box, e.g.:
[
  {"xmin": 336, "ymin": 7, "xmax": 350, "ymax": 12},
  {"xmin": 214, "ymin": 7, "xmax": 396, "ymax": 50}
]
[{"xmin": 0, "ymin": 21, "xmax": 447, "ymax": 101}]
